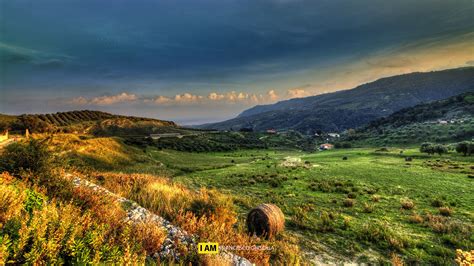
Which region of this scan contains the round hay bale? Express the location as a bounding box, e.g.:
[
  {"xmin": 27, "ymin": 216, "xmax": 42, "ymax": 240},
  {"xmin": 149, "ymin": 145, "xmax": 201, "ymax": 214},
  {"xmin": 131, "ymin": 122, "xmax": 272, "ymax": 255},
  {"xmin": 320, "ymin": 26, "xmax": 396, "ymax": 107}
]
[{"xmin": 246, "ymin": 204, "xmax": 284, "ymax": 239}]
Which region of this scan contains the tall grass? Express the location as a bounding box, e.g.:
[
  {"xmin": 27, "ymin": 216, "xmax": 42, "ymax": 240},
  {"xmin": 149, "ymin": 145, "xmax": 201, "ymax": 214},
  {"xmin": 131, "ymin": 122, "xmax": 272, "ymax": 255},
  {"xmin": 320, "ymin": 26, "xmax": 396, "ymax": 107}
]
[
  {"xmin": 87, "ymin": 171, "xmax": 300, "ymax": 264},
  {"xmin": 0, "ymin": 168, "xmax": 167, "ymax": 264}
]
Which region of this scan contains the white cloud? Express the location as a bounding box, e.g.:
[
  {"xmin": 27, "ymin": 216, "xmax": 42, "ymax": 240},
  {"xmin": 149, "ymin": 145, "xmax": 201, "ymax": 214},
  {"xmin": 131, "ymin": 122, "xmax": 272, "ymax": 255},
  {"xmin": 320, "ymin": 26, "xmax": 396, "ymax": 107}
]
[
  {"xmin": 267, "ymin": 89, "xmax": 279, "ymax": 101},
  {"xmin": 208, "ymin": 92, "xmax": 225, "ymax": 101},
  {"xmin": 287, "ymin": 88, "xmax": 311, "ymax": 98},
  {"xmin": 69, "ymin": 92, "xmax": 137, "ymax": 105},
  {"xmin": 153, "ymin": 96, "xmax": 172, "ymax": 104},
  {"xmin": 90, "ymin": 92, "xmax": 137, "ymax": 105},
  {"xmin": 174, "ymin": 92, "xmax": 203, "ymax": 102},
  {"xmin": 69, "ymin": 89, "xmax": 284, "ymax": 108},
  {"xmin": 70, "ymin": 96, "xmax": 89, "ymax": 105}
]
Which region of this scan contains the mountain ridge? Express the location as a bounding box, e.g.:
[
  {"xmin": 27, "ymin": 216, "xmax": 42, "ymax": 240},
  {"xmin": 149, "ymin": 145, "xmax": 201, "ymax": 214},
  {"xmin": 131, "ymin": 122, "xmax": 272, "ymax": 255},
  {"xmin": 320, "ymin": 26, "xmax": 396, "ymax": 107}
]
[{"xmin": 200, "ymin": 67, "xmax": 474, "ymax": 133}]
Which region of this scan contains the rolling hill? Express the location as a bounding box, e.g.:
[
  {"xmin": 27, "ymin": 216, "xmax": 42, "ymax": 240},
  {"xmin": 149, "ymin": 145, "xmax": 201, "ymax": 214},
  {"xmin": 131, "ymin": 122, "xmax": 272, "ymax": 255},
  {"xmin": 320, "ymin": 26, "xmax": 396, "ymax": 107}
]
[
  {"xmin": 346, "ymin": 92, "xmax": 474, "ymax": 145},
  {"xmin": 0, "ymin": 110, "xmax": 178, "ymax": 134},
  {"xmin": 200, "ymin": 67, "xmax": 474, "ymax": 133}
]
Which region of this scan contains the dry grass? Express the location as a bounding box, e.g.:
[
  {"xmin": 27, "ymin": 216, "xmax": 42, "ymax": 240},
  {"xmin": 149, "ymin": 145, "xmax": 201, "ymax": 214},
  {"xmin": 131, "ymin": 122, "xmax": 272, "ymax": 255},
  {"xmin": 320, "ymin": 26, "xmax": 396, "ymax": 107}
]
[
  {"xmin": 0, "ymin": 172, "xmax": 172, "ymax": 264},
  {"xmin": 408, "ymin": 213, "xmax": 424, "ymax": 224},
  {"xmin": 132, "ymin": 220, "xmax": 167, "ymax": 255},
  {"xmin": 0, "ymin": 173, "xmax": 26, "ymax": 224},
  {"xmin": 83, "ymin": 171, "xmax": 299, "ymax": 265}
]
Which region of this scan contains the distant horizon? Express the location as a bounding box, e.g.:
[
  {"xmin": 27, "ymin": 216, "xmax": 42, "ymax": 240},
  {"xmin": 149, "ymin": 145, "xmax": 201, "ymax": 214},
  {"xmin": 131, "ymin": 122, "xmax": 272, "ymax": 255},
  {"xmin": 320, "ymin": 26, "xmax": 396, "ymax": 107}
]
[
  {"xmin": 1, "ymin": 66, "xmax": 472, "ymax": 126},
  {"xmin": 1, "ymin": 0, "xmax": 473, "ymax": 124}
]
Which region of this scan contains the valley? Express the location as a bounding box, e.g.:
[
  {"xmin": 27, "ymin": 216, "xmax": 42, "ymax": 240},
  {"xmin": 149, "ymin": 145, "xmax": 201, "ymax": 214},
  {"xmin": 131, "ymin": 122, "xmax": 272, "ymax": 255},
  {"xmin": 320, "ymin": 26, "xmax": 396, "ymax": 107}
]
[
  {"xmin": 1, "ymin": 70, "xmax": 473, "ymax": 264},
  {"xmin": 2, "ymin": 129, "xmax": 471, "ymax": 264}
]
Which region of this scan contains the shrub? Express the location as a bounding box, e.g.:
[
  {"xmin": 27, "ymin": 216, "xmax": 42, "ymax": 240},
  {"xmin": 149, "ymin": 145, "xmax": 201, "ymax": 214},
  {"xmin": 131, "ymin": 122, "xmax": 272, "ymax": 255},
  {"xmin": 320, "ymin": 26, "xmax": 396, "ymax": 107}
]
[
  {"xmin": 438, "ymin": 207, "xmax": 453, "ymax": 217},
  {"xmin": 316, "ymin": 211, "xmax": 336, "ymax": 232},
  {"xmin": 372, "ymin": 195, "xmax": 381, "ymax": 202},
  {"xmin": 132, "ymin": 221, "xmax": 167, "ymax": 255},
  {"xmin": 408, "ymin": 213, "xmax": 424, "ymax": 224},
  {"xmin": 431, "ymin": 199, "xmax": 445, "ymax": 207},
  {"xmin": 291, "ymin": 207, "xmax": 310, "ymax": 229},
  {"xmin": 343, "ymin": 199, "xmax": 355, "ymax": 207},
  {"xmin": 347, "ymin": 192, "xmax": 357, "ymax": 199},
  {"xmin": 363, "ymin": 203, "xmax": 374, "ymax": 213},
  {"xmin": 405, "ymin": 157, "xmax": 412, "ymax": 162},
  {"xmin": 342, "ymin": 156, "xmax": 348, "ymax": 160},
  {"xmin": 456, "ymin": 249, "xmax": 474, "ymax": 265},
  {"xmin": 401, "ymin": 199, "xmax": 415, "ymax": 210},
  {"xmin": 0, "ymin": 175, "xmax": 26, "ymax": 223},
  {"xmin": 189, "ymin": 199, "xmax": 217, "ymax": 217},
  {"xmin": 335, "ymin": 142, "xmax": 352, "ymax": 149},
  {"xmin": 356, "ymin": 220, "xmax": 408, "ymax": 251},
  {"xmin": 0, "ymin": 139, "xmax": 52, "ymax": 175},
  {"xmin": 455, "ymin": 141, "xmax": 474, "ymax": 156}
]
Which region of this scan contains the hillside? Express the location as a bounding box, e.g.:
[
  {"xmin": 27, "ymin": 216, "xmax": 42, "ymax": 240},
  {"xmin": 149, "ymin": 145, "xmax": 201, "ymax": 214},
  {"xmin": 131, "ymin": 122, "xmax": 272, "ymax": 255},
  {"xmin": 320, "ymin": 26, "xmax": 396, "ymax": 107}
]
[
  {"xmin": 0, "ymin": 110, "xmax": 177, "ymax": 134},
  {"xmin": 346, "ymin": 92, "xmax": 474, "ymax": 145},
  {"xmin": 200, "ymin": 67, "xmax": 474, "ymax": 133}
]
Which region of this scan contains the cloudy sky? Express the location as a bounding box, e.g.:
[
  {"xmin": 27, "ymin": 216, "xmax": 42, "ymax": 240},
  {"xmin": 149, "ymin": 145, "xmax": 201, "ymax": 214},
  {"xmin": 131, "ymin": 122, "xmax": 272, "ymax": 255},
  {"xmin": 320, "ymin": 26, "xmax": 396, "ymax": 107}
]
[{"xmin": 1, "ymin": 0, "xmax": 473, "ymax": 124}]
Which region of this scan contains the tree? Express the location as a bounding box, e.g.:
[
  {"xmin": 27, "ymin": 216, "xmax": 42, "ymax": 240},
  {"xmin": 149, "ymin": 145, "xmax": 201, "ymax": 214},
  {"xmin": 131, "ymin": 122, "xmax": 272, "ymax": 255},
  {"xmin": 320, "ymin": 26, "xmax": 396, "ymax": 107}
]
[
  {"xmin": 456, "ymin": 141, "xmax": 474, "ymax": 156},
  {"xmin": 433, "ymin": 144, "xmax": 448, "ymax": 156},
  {"xmin": 420, "ymin": 142, "xmax": 435, "ymax": 155}
]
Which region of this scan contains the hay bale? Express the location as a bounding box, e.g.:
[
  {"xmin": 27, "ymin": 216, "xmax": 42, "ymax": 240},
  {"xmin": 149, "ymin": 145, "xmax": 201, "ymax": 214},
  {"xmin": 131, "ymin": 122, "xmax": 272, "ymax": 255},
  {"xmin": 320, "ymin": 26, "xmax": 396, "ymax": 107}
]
[{"xmin": 246, "ymin": 204, "xmax": 284, "ymax": 239}]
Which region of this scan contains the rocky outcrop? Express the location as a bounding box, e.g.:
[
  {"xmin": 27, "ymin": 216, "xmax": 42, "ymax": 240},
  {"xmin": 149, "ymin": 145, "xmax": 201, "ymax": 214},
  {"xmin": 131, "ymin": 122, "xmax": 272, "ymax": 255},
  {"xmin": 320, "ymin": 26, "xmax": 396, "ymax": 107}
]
[{"xmin": 68, "ymin": 174, "xmax": 252, "ymax": 266}]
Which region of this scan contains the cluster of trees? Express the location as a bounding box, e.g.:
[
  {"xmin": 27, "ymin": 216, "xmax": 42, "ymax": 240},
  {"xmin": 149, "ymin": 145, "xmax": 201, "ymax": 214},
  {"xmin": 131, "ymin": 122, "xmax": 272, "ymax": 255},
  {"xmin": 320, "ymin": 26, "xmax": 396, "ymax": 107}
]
[
  {"xmin": 334, "ymin": 142, "xmax": 352, "ymax": 149},
  {"xmin": 455, "ymin": 141, "xmax": 474, "ymax": 156},
  {"xmin": 420, "ymin": 142, "xmax": 448, "ymax": 155},
  {"xmin": 420, "ymin": 141, "xmax": 474, "ymax": 156}
]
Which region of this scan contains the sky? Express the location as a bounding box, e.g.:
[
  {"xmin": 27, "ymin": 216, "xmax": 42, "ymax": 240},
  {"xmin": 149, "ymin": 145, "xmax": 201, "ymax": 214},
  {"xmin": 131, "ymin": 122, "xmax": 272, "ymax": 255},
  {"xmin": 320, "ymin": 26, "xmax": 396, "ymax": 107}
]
[{"xmin": 1, "ymin": 0, "xmax": 473, "ymax": 125}]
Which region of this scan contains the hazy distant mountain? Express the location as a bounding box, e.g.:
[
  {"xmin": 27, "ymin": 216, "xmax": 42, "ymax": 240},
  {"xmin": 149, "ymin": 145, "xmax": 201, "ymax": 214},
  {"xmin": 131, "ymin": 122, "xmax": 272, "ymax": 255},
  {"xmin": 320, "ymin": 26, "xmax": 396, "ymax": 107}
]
[{"xmin": 199, "ymin": 67, "xmax": 474, "ymax": 133}]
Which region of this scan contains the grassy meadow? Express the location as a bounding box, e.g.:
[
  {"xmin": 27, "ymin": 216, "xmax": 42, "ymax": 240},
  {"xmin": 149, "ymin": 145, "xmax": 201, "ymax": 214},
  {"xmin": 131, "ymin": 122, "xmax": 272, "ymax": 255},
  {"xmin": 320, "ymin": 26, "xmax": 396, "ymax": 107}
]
[
  {"xmin": 150, "ymin": 147, "xmax": 473, "ymax": 263},
  {"xmin": 1, "ymin": 133, "xmax": 473, "ymax": 264}
]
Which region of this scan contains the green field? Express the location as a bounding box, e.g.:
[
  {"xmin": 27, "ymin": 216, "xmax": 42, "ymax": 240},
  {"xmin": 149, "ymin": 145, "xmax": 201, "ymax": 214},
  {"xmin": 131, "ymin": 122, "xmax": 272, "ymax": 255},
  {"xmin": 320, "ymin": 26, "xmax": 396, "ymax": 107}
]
[{"xmin": 148, "ymin": 147, "xmax": 474, "ymax": 263}]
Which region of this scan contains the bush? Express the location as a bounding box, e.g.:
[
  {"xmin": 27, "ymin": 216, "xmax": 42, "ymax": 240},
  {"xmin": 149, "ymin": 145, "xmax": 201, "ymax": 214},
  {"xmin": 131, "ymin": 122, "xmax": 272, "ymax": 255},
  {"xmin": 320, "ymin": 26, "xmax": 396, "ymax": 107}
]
[
  {"xmin": 401, "ymin": 199, "xmax": 415, "ymax": 210},
  {"xmin": 335, "ymin": 142, "xmax": 352, "ymax": 149},
  {"xmin": 0, "ymin": 139, "xmax": 52, "ymax": 175},
  {"xmin": 372, "ymin": 195, "xmax": 381, "ymax": 202},
  {"xmin": 343, "ymin": 199, "xmax": 355, "ymax": 207},
  {"xmin": 347, "ymin": 192, "xmax": 357, "ymax": 199},
  {"xmin": 439, "ymin": 207, "xmax": 453, "ymax": 217},
  {"xmin": 408, "ymin": 213, "xmax": 424, "ymax": 224},
  {"xmin": 455, "ymin": 141, "xmax": 474, "ymax": 156},
  {"xmin": 431, "ymin": 199, "xmax": 445, "ymax": 207},
  {"xmin": 363, "ymin": 203, "xmax": 374, "ymax": 213}
]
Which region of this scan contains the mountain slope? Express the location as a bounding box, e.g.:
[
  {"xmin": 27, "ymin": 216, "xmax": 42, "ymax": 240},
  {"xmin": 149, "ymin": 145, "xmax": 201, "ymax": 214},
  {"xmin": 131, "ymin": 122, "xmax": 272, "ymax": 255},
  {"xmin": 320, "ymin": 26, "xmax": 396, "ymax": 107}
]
[
  {"xmin": 200, "ymin": 67, "xmax": 474, "ymax": 133},
  {"xmin": 347, "ymin": 92, "xmax": 474, "ymax": 145}
]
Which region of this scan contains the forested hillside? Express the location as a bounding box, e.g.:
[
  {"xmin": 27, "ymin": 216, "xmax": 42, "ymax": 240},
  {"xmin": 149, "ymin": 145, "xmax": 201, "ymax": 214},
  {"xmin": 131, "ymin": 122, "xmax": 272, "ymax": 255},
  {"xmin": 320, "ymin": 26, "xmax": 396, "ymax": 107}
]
[{"xmin": 346, "ymin": 92, "xmax": 474, "ymax": 145}]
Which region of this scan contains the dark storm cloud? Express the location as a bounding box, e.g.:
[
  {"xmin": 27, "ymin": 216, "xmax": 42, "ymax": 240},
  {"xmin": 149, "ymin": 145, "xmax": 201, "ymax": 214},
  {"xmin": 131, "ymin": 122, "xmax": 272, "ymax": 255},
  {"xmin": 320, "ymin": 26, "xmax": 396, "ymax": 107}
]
[{"xmin": 1, "ymin": 0, "xmax": 473, "ymax": 122}]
